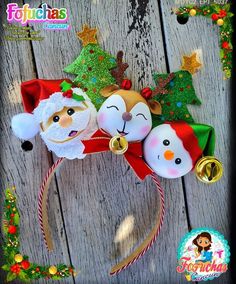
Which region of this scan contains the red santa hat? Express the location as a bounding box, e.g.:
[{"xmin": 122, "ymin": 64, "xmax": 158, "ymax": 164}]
[
  {"xmin": 11, "ymin": 79, "xmax": 89, "ymax": 140},
  {"xmin": 21, "ymin": 79, "xmax": 72, "ymax": 113}
]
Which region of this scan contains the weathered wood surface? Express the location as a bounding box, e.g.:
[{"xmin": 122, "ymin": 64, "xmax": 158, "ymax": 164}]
[{"xmin": 0, "ymin": 0, "xmax": 231, "ymax": 283}]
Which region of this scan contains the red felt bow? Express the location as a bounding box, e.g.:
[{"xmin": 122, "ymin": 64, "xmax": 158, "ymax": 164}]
[
  {"xmin": 63, "ymin": 89, "xmax": 73, "ymax": 98},
  {"xmin": 82, "ymin": 129, "xmax": 153, "ymax": 180}
]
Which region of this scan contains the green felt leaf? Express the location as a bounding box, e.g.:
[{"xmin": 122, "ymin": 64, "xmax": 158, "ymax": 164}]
[
  {"xmin": 7, "ymin": 271, "xmax": 17, "ymax": 282},
  {"xmin": 1, "ymin": 264, "xmax": 10, "ymax": 271},
  {"xmin": 13, "ymin": 213, "xmax": 20, "ymax": 225},
  {"xmin": 18, "ymin": 271, "xmax": 30, "ymax": 281},
  {"xmin": 152, "ymin": 70, "xmax": 201, "ymax": 127},
  {"xmin": 64, "ymin": 43, "xmax": 117, "ymax": 110},
  {"xmin": 72, "ymin": 93, "xmax": 85, "ymax": 102},
  {"xmin": 212, "ymin": 4, "xmax": 220, "ymax": 13},
  {"xmin": 223, "ymin": 4, "xmax": 231, "ymax": 12},
  {"xmin": 52, "ymin": 275, "xmax": 64, "ymax": 280},
  {"xmin": 60, "ymin": 81, "xmax": 72, "ymax": 92},
  {"xmin": 2, "ymin": 223, "xmax": 8, "ymax": 234},
  {"xmin": 220, "ymin": 49, "xmax": 225, "ymax": 59},
  {"xmin": 8, "ymin": 251, "xmax": 17, "ymax": 262}
]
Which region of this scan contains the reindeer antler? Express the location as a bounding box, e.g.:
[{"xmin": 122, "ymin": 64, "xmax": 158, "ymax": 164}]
[
  {"xmin": 152, "ymin": 73, "xmax": 175, "ymax": 96},
  {"xmin": 111, "ymin": 51, "xmax": 129, "ymax": 87}
]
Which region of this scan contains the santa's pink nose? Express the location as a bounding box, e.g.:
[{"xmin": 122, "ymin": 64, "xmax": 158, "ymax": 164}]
[
  {"xmin": 122, "ymin": 112, "xmax": 132, "ymax": 121},
  {"xmin": 59, "ymin": 115, "xmax": 72, "ymax": 128}
]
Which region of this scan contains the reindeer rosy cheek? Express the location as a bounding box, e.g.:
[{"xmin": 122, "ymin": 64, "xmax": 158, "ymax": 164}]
[
  {"xmin": 97, "ymin": 112, "xmax": 107, "ymax": 125},
  {"xmin": 140, "ymin": 125, "xmax": 151, "ymax": 137}
]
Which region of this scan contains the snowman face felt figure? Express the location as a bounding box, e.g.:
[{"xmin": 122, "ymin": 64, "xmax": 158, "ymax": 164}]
[
  {"xmin": 144, "ymin": 124, "xmax": 193, "ymax": 178},
  {"xmin": 97, "ymin": 86, "xmax": 161, "ymax": 142}
]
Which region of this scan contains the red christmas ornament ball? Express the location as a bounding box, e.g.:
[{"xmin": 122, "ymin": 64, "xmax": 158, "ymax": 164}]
[
  {"xmin": 121, "ymin": 79, "xmax": 132, "ymax": 90},
  {"xmin": 141, "ymin": 87, "xmax": 153, "ymax": 100},
  {"xmin": 211, "ymin": 13, "xmax": 219, "ymax": 21},
  {"xmin": 8, "ymin": 225, "xmax": 17, "ymax": 234},
  {"xmin": 63, "ymin": 89, "xmax": 73, "ymax": 98},
  {"xmin": 219, "ymin": 10, "xmax": 227, "ymax": 18},
  {"xmin": 10, "ymin": 264, "xmax": 21, "ymax": 274},
  {"xmin": 222, "ymin": 41, "xmax": 229, "ymax": 49},
  {"xmin": 21, "ymin": 260, "xmax": 30, "ymax": 270}
]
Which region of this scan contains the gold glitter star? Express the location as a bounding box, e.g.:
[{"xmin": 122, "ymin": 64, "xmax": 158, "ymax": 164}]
[
  {"xmin": 77, "ymin": 24, "xmax": 97, "ymax": 46},
  {"xmin": 181, "ymin": 53, "xmax": 202, "ymax": 74}
]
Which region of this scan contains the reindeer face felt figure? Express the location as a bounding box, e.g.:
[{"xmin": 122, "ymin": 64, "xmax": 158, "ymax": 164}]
[
  {"xmin": 97, "ymin": 87, "xmax": 157, "ymax": 142},
  {"xmin": 144, "ymin": 121, "xmax": 216, "ymax": 179},
  {"xmin": 96, "ymin": 51, "xmax": 166, "ymax": 142},
  {"xmin": 11, "ymin": 79, "xmax": 97, "ymax": 159}
]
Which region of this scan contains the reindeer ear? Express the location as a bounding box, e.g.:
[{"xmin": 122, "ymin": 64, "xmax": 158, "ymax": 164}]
[
  {"xmin": 148, "ymin": 100, "xmax": 162, "ymax": 115},
  {"xmin": 100, "ymin": 85, "xmax": 120, "ymax": 97}
]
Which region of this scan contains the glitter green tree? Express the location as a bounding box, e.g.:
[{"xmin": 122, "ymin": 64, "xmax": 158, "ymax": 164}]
[
  {"xmin": 64, "ymin": 25, "xmax": 117, "ymax": 109},
  {"xmin": 151, "ymin": 70, "xmax": 201, "ymax": 127}
]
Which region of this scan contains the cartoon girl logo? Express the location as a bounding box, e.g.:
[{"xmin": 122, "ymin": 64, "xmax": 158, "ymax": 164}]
[
  {"xmin": 193, "ymin": 232, "xmax": 213, "ymax": 263},
  {"xmin": 177, "ymin": 228, "xmax": 230, "ymax": 282}
]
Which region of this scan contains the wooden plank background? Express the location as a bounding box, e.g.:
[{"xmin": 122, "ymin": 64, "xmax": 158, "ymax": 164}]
[{"xmin": 0, "ymin": 0, "xmax": 231, "ymax": 283}]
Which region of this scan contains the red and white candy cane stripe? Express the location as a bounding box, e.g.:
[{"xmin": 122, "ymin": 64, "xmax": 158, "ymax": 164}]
[
  {"xmin": 38, "ymin": 157, "xmax": 65, "ymax": 251},
  {"xmin": 110, "ymin": 172, "xmax": 165, "ymax": 275}
]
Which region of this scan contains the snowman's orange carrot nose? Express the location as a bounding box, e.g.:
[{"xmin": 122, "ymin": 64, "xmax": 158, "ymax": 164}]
[{"xmin": 164, "ymin": 150, "xmax": 174, "ymax": 160}]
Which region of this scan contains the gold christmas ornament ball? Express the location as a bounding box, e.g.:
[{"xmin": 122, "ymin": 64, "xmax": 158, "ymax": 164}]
[
  {"xmin": 195, "ymin": 156, "xmax": 223, "ymax": 183},
  {"xmin": 217, "ymin": 19, "xmax": 224, "ymax": 26},
  {"xmin": 189, "ymin": 9, "xmax": 197, "ymax": 16},
  {"xmin": 49, "ymin": 265, "xmax": 58, "ymax": 275},
  {"xmin": 14, "ymin": 254, "xmax": 23, "ymax": 263},
  {"xmin": 109, "ymin": 135, "xmax": 128, "ymax": 155}
]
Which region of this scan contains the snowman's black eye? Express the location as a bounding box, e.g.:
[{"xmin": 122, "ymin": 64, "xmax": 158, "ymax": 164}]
[
  {"xmin": 175, "ymin": 158, "xmax": 182, "ymax": 165},
  {"xmin": 163, "ymin": 139, "xmax": 170, "ymax": 146},
  {"xmin": 53, "ymin": 115, "xmax": 60, "ymax": 122},
  {"xmin": 67, "ymin": 108, "xmax": 75, "ymax": 116}
]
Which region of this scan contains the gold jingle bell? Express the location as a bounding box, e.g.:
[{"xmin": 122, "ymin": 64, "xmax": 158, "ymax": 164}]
[
  {"xmin": 195, "ymin": 156, "xmax": 223, "ymax": 184},
  {"xmin": 109, "ymin": 135, "xmax": 128, "ymax": 155}
]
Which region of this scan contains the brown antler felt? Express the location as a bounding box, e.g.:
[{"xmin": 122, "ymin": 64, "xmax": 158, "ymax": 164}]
[
  {"xmin": 152, "ymin": 73, "xmax": 175, "ymax": 96},
  {"xmin": 111, "ymin": 51, "xmax": 129, "ymax": 87}
]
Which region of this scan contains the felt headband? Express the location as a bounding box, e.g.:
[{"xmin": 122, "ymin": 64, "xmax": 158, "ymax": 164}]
[{"xmin": 38, "ymin": 159, "xmax": 165, "ymax": 275}]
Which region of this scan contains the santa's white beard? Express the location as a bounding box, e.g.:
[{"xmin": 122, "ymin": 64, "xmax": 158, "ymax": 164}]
[
  {"xmin": 41, "ymin": 134, "xmax": 86, "ymax": 159},
  {"xmin": 40, "ymin": 108, "xmax": 97, "ymax": 159}
]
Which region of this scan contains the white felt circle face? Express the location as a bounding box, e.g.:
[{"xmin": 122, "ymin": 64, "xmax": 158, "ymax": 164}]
[
  {"xmin": 97, "ymin": 94, "xmax": 152, "ymax": 142},
  {"xmin": 144, "ymin": 124, "xmax": 193, "ymax": 178}
]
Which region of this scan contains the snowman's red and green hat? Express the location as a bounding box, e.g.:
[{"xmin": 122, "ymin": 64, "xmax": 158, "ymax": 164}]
[
  {"xmin": 166, "ymin": 121, "xmax": 215, "ymax": 168},
  {"xmin": 11, "ymin": 79, "xmax": 89, "ymax": 140}
]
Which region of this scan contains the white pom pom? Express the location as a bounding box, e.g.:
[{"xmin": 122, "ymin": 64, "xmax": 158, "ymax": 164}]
[{"xmin": 11, "ymin": 113, "xmax": 40, "ymax": 140}]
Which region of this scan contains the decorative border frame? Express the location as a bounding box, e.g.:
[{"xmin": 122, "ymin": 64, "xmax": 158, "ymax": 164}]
[
  {"xmin": 1, "ymin": 187, "xmax": 75, "ymax": 282},
  {"xmin": 175, "ymin": 3, "xmax": 233, "ymax": 79}
]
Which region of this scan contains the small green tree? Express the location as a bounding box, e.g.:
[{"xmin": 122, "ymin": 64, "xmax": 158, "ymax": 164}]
[
  {"xmin": 64, "ymin": 25, "xmax": 117, "ymax": 109},
  {"xmin": 152, "ymin": 70, "xmax": 201, "ymax": 127}
]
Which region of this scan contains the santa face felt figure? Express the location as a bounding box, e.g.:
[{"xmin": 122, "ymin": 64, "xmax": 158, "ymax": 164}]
[
  {"xmin": 143, "ymin": 121, "xmax": 215, "ymax": 179},
  {"xmin": 11, "ymin": 79, "xmax": 97, "ymax": 159},
  {"xmin": 97, "ymin": 86, "xmax": 161, "ymax": 142}
]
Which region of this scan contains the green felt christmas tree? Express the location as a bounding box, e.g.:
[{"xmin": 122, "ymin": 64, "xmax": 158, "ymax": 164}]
[
  {"xmin": 64, "ymin": 25, "xmax": 117, "ymax": 109},
  {"xmin": 151, "ymin": 70, "xmax": 201, "ymax": 127}
]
